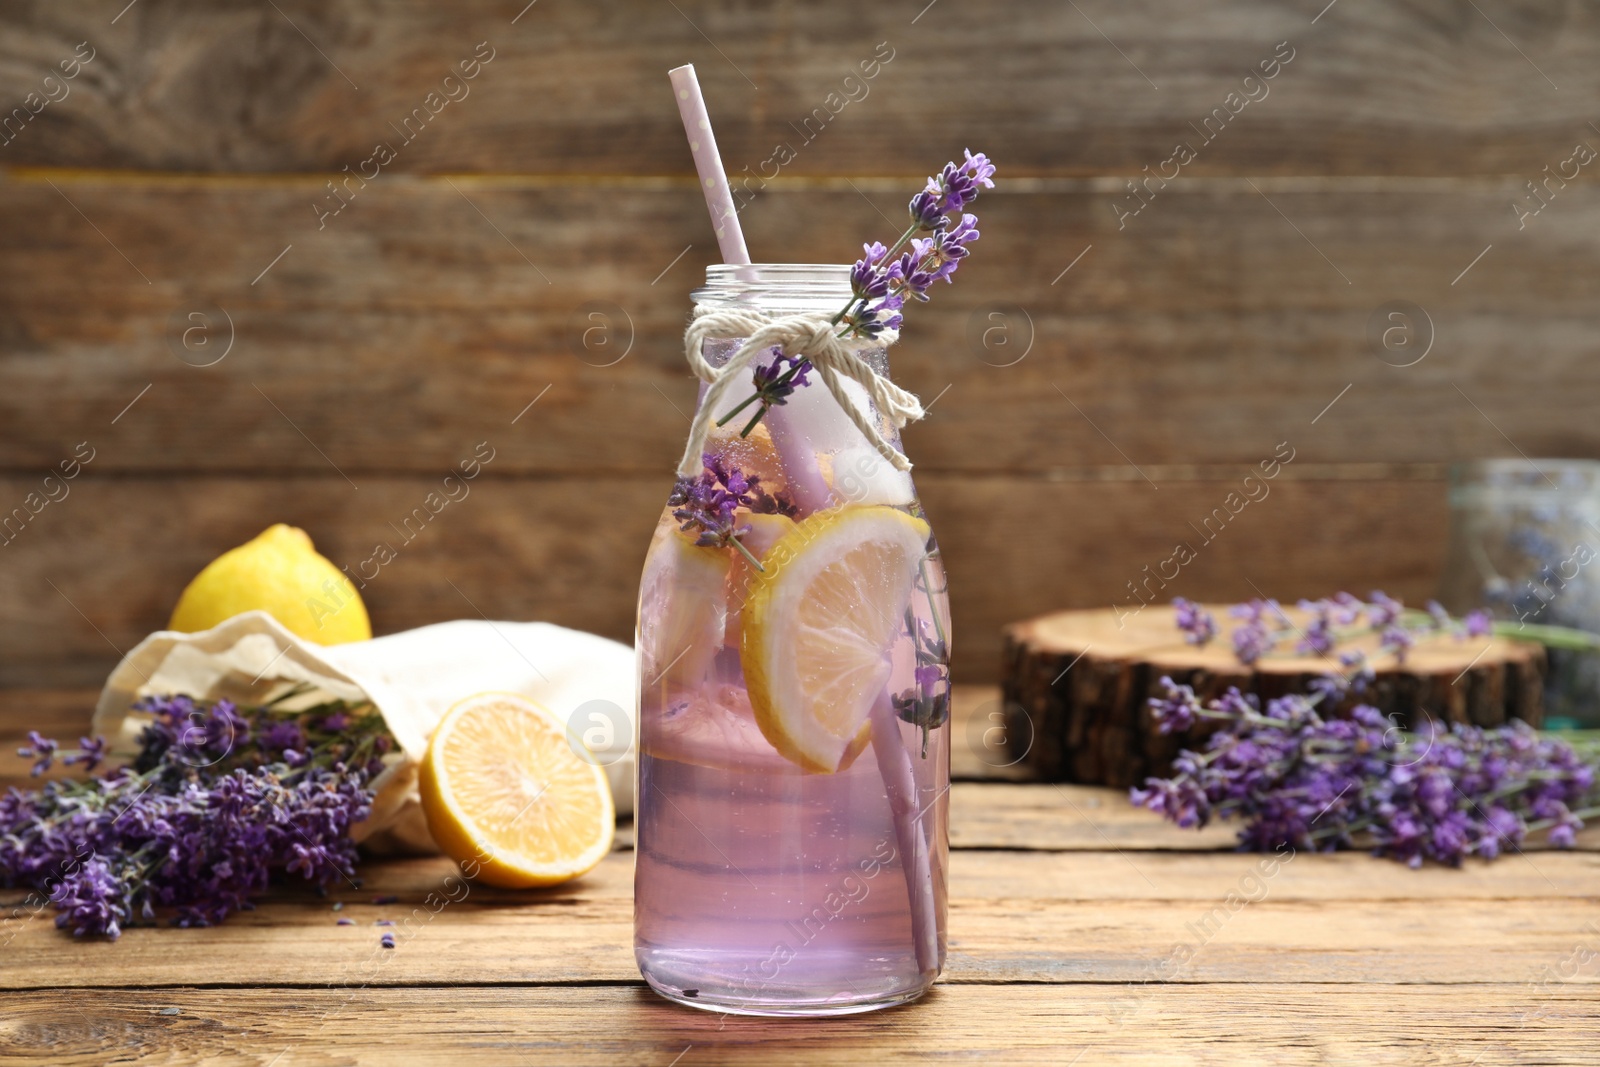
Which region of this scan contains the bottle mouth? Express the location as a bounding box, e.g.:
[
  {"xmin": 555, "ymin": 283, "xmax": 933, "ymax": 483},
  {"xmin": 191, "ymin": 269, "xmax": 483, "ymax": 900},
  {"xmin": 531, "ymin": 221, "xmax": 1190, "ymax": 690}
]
[
  {"xmin": 1449, "ymin": 458, "xmax": 1600, "ymax": 509},
  {"xmin": 694, "ymin": 263, "xmax": 853, "ymax": 313}
]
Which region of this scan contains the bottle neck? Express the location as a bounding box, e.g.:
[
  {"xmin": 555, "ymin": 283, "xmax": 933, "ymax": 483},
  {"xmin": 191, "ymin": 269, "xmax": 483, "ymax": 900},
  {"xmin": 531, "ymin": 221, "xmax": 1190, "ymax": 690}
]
[
  {"xmin": 693, "ymin": 263, "xmax": 854, "ymax": 317},
  {"xmin": 691, "ymin": 263, "xmax": 890, "ymax": 378}
]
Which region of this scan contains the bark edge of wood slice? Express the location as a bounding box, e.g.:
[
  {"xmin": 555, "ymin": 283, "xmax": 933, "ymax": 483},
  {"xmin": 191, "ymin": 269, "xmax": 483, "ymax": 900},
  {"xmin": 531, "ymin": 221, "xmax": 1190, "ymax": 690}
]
[{"xmin": 999, "ymin": 605, "xmax": 1546, "ymax": 788}]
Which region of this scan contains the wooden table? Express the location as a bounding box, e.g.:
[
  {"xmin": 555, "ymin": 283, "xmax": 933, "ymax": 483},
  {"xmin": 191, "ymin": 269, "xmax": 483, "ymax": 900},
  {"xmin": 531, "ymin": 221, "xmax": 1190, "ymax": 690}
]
[{"xmin": 3, "ymin": 688, "xmax": 1597, "ymax": 1065}]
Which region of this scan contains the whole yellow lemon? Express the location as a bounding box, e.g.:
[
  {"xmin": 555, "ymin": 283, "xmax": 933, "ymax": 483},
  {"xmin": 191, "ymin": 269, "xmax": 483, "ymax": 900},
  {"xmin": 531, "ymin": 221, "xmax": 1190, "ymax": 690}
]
[{"xmin": 169, "ymin": 524, "xmax": 371, "ymax": 644}]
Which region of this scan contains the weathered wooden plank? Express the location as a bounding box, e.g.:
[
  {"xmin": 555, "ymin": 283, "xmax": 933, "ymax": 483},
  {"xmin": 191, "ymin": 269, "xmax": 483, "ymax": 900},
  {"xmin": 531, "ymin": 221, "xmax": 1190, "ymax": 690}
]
[
  {"xmin": 2, "ymin": 178, "xmax": 1598, "ymax": 474},
  {"xmin": 2, "ymin": 984, "xmax": 1595, "ymax": 1066},
  {"xmin": 7, "ymin": 845, "xmax": 1600, "ymax": 989},
  {"xmin": 6, "ymin": 892, "xmax": 1600, "ymax": 989},
  {"xmin": 0, "ymin": 474, "xmax": 1448, "ymax": 687},
  {"xmin": 5, "ymin": 1, "xmax": 1600, "ymax": 176}
]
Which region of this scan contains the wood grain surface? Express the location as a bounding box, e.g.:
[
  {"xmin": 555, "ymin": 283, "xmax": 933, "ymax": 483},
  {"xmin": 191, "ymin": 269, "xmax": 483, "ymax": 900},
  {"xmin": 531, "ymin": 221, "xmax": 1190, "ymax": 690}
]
[
  {"xmin": 0, "ymin": 474, "xmax": 1451, "ymax": 686},
  {"xmin": 4, "ymin": 688, "xmax": 1599, "ymax": 1064},
  {"xmin": 3, "ymin": 1, "xmax": 1598, "ymax": 176},
  {"xmin": 2, "ymin": 178, "xmax": 1596, "ymax": 474},
  {"xmin": 4, "ymin": 2, "xmax": 1598, "ymax": 693},
  {"xmin": 5, "ymin": 984, "xmax": 1597, "ymax": 1067}
]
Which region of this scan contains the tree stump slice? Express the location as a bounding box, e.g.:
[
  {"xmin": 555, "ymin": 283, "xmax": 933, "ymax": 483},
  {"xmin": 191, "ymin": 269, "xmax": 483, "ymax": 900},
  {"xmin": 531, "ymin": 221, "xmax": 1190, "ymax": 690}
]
[{"xmin": 1000, "ymin": 605, "xmax": 1546, "ymax": 788}]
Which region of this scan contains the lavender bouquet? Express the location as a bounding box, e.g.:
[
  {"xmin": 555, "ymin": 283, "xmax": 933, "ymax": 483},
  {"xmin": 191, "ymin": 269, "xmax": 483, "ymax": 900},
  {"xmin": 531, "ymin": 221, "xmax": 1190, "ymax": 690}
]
[
  {"xmin": 1132, "ymin": 675, "xmax": 1599, "ymax": 866},
  {"xmin": 2, "ymin": 690, "xmax": 389, "ymax": 938}
]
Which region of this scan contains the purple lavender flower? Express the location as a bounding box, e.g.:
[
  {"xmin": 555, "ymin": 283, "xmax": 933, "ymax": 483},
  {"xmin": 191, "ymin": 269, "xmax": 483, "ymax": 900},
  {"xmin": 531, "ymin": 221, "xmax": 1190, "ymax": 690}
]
[
  {"xmin": 17, "ymin": 731, "xmax": 58, "ymax": 776},
  {"xmin": 845, "ymin": 151, "xmax": 992, "ymax": 340},
  {"xmin": 1172, "ymin": 598, "xmax": 1217, "ymax": 646},
  {"xmin": 1366, "ymin": 591, "xmax": 1404, "ymax": 628},
  {"xmin": 1129, "ymin": 775, "xmax": 1211, "ymax": 829},
  {"xmin": 1175, "ymin": 591, "xmax": 1535, "ymax": 669},
  {"xmin": 921, "ymin": 214, "xmax": 980, "ymax": 286},
  {"xmin": 715, "ymin": 349, "xmax": 823, "ymax": 437},
  {"xmin": 1132, "ymin": 679, "xmax": 1599, "ymax": 866},
  {"xmin": 1295, "ymin": 599, "xmax": 1337, "ymax": 656},
  {"xmin": 51, "ymin": 857, "xmax": 128, "ymax": 938},
  {"xmin": 1310, "ymin": 651, "xmax": 1375, "ymax": 702},
  {"xmin": 894, "ymin": 617, "xmax": 952, "ymax": 756},
  {"xmin": 749, "ymin": 351, "xmax": 812, "ymax": 408},
  {"xmin": 851, "ymin": 244, "xmax": 894, "ymax": 299},
  {"xmin": 908, "ymin": 150, "xmax": 996, "ymax": 226},
  {"xmin": 893, "ymin": 243, "xmax": 938, "ymax": 302},
  {"xmin": 893, "ymin": 663, "xmax": 951, "ymax": 754},
  {"xmin": 1232, "ymin": 621, "xmax": 1274, "ymax": 666},
  {"xmin": 258, "ymin": 720, "xmax": 306, "ymax": 759},
  {"xmin": 1330, "ymin": 591, "xmax": 1364, "ymax": 626},
  {"xmin": 1148, "ymin": 676, "xmax": 1204, "ymax": 733},
  {"xmin": 1379, "ymin": 624, "xmax": 1415, "ymax": 663},
  {"xmin": 1, "ymin": 693, "xmax": 387, "ymax": 939},
  {"xmin": 61, "ymin": 736, "xmax": 107, "ymax": 772},
  {"xmin": 668, "ymin": 455, "xmax": 794, "ymax": 568}
]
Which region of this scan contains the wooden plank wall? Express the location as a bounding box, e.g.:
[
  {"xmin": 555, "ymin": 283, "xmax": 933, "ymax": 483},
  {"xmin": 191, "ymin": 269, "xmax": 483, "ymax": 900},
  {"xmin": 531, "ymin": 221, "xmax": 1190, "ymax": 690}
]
[{"xmin": 1, "ymin": 0, "xmax": 1597, "ymax": 690}]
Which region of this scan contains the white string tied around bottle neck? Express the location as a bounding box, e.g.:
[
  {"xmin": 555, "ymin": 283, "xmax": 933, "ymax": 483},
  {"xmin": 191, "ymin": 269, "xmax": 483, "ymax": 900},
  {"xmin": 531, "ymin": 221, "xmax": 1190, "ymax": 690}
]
[{"xmin": 676, "ymin": 306, "xmax": 925, "ymax": 480}]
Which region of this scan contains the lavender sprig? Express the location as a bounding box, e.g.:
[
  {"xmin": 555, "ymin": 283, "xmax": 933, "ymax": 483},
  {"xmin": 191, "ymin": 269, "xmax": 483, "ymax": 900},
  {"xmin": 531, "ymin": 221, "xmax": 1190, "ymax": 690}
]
[
  {"xmin": 1169, "ymin": 591, "xmax": 1575, "ymax": 668},
  {"xmin": 2, "ymin": 692, "xmax": 389, "ymax": 938},
  {"xmin": 723, "ymin": 150, "xmax": 994, "ymax": 435},
  {"xmin": 668, "ymin": 453, "xmax": 796, "ymax": 570},
  {"xmin": 893, "ymin": 614, "xmax": 951, "ymax": 757},
  {"xmin": 1131, "ymin": 676, "xmax": 1599, "ymax": 866},
  {"xmin": 714, "ymin": 350, "xmax": 815, "ymax": 438}
]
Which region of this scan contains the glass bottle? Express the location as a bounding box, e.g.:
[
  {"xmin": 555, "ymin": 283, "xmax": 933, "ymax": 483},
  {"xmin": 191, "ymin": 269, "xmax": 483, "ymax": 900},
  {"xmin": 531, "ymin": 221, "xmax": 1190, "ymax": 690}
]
[
  {"xmin": 633, "ymin": 264, "xmax": 951, "ymax": 1016},
  {"xmin": 1438, "ymin": 458, "xmax": 1600, "ymax": 726}
]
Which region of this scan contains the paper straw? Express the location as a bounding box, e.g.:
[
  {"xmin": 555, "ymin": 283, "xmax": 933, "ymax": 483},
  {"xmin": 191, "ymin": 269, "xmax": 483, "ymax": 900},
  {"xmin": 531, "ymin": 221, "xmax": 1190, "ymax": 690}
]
[{"xmin": 668, "ymin": 64, "xmax": 750, "ymax": 265}]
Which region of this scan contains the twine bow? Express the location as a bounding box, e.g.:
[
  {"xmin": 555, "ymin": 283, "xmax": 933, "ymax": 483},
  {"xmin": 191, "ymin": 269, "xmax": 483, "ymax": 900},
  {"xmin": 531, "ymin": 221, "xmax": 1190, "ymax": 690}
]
[{"xmin": 676, "ymin": 307, "xmax": 924, "ymax": 479}]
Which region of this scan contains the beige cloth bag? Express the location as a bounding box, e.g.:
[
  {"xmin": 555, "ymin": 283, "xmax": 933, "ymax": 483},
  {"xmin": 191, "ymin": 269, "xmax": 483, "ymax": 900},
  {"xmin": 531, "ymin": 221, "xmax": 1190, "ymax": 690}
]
[{"xmin": 90, "ymin": 612, "xmax": 637, "ymax": 853}]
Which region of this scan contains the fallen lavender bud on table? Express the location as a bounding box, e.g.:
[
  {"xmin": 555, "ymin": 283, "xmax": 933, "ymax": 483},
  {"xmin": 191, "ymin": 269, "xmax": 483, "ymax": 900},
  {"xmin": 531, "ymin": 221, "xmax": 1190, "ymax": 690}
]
[
  {"xmin": 1131, "ymin": 676, "xmax": 1599, "ymax": 867},
  {"xmin": 2, "ymin": 690, "xmax": 390, "ymax": 938}
]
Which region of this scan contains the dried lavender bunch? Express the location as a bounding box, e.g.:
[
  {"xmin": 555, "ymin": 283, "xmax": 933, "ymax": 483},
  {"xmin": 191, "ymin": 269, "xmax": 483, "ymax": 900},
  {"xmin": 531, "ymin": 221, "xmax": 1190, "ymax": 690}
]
[
  {"xmin": 722, "ymin": 150, "xmax": 995, "ymax": 436},
  {"xmin": 1131, "ymin": 676, "xmax": 1599, "ymax": 866},
  {"xmin": 2, "ymin": 691, "xmax": 389, "ymax": 939}
]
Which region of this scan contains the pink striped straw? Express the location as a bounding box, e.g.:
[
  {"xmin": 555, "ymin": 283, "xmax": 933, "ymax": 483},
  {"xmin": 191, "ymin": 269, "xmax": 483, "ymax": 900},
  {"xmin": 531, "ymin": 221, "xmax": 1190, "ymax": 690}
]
[{"xmin": 668, "ymin": 64, "xmax": 751, "ymax": 265}]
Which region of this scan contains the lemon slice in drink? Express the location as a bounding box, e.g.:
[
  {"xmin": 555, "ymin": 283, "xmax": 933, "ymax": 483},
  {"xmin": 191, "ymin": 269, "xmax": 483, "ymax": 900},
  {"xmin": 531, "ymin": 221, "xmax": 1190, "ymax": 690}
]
[
  {"xmin": 638, "ymin": 519, "xmax": 730, "ymax": 690},
  {"xmin": 419, "ymin": 692, "xmax": 614, "ymax": 888},
  {"xmin": 741, "ymin": 505, "xmax": 930, "ymax": 773}
]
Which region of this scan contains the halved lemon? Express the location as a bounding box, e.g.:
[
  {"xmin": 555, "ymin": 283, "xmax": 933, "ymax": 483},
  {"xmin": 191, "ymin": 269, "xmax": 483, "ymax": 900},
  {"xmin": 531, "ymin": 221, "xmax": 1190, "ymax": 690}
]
[
  {"xmin": 741, "ymin": 505, "xmax": 930, "ymax": 773},
  {"xmin": 418, "ymin": 692, "xmax": 614, "ymax": 888}
]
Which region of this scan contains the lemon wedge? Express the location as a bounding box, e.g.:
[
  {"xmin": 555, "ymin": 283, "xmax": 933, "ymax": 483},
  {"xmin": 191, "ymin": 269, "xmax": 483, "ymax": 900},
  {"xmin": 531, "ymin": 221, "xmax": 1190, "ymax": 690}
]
[
  {"xmin": 740, "ymin": 505, "xmax": 930, "ymax": 773},
  {"xmin": 418, "ymin": 692, "xmax": 614, "ymax": 888}
]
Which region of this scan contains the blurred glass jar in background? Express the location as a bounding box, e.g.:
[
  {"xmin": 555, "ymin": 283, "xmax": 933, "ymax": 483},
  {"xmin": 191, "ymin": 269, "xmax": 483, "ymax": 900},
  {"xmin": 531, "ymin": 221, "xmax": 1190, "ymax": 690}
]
[{"xmin": 1439, "ymin": 459, "xmax": 1600, "ymax": 727}]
